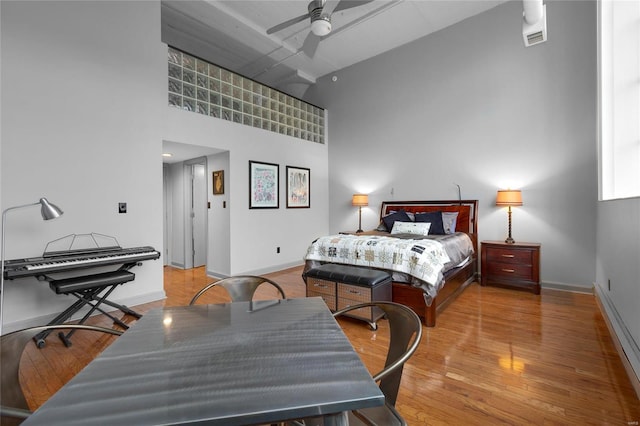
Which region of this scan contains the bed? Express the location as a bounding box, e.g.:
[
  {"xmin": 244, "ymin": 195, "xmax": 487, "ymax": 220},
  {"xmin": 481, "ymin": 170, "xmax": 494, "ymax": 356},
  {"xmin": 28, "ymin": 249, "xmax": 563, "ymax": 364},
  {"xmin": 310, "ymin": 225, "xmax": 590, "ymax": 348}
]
[{"xmin": 304, "ymin": 200, "xmax": 478, "ymax": 326}]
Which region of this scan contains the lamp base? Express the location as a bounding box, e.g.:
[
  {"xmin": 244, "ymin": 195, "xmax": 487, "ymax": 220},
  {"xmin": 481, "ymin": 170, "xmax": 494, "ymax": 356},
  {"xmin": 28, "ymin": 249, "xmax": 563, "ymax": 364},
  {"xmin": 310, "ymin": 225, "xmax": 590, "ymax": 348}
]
[
  {"xmin": 505, "ymin": 237, "xmax": 515, "ymax": 244},
  {"xmin": 356, "ymin": 229, "xmax": 364, "ymax": 234}
]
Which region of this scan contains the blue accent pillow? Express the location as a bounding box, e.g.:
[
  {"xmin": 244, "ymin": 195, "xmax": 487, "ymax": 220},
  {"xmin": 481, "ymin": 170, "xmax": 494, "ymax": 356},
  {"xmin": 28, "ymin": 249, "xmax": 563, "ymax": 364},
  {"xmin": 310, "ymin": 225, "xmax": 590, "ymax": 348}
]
[
  {"xmin": 415, "ymin": 211, "xmax": 445, "ymax": 235},
  {"xmin": 382, "ymin": 210, "xmax": 412, "ymax": 232}
]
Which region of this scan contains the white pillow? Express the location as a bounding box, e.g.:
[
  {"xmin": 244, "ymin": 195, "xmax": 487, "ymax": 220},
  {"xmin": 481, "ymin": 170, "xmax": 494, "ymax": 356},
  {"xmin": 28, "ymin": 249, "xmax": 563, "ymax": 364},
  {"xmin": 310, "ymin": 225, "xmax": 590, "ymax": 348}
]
[{"xmin": 390, "ymin": 221, "xmax": 431, "ymax": 236}]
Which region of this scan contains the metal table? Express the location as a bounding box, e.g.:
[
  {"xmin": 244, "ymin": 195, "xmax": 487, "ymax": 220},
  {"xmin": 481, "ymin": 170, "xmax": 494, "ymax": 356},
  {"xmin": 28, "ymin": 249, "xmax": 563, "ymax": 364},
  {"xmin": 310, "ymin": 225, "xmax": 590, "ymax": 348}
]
[{"xmin": 22, "ymin": 297, "xmax": 384, "ymax": 425}]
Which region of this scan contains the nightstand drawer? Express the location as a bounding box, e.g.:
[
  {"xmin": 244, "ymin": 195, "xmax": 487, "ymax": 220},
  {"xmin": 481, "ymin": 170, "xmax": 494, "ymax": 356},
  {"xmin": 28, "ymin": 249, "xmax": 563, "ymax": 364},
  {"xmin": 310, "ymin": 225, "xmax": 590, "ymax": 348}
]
[
  {"xmin": 485, "ymin": 247, "xmax": 532, "ymax": 265},
  {"xmin": 485, "ymin": 262, "xmax": 533, "ymax": 280}
]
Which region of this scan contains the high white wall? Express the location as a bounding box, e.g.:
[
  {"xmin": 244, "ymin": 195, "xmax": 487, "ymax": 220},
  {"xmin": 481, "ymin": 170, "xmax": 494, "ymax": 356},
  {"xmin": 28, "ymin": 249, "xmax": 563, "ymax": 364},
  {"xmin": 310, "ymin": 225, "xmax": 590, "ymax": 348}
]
[
  {"xmin": 0, "ymin": 1, "xmax": 166, "ymax": 330},
  {"xmin": 306, "ymin": 0, "xmax": 598, "ymax": 290},
  {"xmin": 1, "ymin": 0, "xmax": 330, "ymax": 329},
  {"xmin": 207, "ymin": 151, "xmax": 231, "ymax": 276},
  {"xmin": 162, "ymin": 107, "xmax": 329, "ymax": 276},
  {"xmin": 596, "ymin": 199, "xmax": 640, "ymax": 383}
]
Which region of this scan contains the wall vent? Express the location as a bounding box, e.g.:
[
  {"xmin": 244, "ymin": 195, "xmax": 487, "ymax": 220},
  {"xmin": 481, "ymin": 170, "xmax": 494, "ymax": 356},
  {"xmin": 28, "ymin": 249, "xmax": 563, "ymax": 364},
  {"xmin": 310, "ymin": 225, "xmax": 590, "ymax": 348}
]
[{"xmin": 526, "ymin": 31, "xmax": 545, "ymax": 45}]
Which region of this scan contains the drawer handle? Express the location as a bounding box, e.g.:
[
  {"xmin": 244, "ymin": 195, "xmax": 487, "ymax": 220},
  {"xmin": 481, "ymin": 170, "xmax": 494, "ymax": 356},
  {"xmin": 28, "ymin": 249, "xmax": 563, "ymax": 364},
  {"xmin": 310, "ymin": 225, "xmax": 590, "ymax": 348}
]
[
  {"xmin": 502, "ymin": 268, "xmax": 515, "ymax": 273},
  {"xmin": 314, "ymin": 284, "xmax": 329, "ymax": 289},
  {"xmin": 501, "ymin": 254, "xmax": 515, "ymax": 258},
  {"xmin": 347, "ymin": 289, "xmax": 362, "ymax": 295}
]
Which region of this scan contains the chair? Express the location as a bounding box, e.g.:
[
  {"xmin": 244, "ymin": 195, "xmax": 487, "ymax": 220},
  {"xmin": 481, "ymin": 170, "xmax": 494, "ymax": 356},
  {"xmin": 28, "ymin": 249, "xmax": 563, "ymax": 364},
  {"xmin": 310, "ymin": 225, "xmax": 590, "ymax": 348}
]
[
  {"xmin": 0, "ymin": 324, "xmax": 123, "ymax": 425},
  {"xmin": 189, "ymin": 275, "xmax": 287, "ymax": 305},
  {"xmin": 296, "ymin": 302, "xmax": 422, "ymax": 426},
  {"xmin": 288, "ymin": 302, "xmax": 422, "ymax": 426}
]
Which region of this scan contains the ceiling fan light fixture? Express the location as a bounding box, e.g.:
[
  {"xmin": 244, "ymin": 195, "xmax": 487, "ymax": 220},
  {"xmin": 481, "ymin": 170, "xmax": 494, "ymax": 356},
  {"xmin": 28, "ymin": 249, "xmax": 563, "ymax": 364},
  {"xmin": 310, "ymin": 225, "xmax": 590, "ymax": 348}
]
[{"xmin": 311, "ymin": 16, "xmax": 331, "ymax": 36}]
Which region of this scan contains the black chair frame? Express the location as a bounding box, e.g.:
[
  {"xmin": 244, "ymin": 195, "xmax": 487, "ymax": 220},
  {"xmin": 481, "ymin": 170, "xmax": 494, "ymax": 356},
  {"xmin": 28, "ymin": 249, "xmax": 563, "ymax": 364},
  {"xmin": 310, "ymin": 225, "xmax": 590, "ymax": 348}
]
[
  {"xmin": 1, "ymin": 324, "xmax": 123, "ymax": 425},
  {"xmin": 189, "ymin": 275, "xmax": 287, "ymax": 305}
]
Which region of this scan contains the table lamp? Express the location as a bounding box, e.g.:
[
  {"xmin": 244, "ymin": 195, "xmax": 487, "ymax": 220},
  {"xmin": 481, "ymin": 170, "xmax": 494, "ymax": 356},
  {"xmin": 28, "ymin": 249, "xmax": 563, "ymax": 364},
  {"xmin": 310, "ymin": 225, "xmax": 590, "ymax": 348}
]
[
  {"xmin": 496, "ymin": 190, "xmax": 522, "ymax": 244},
  {"xmin": 352, "ymin": 194, "xmax": 368, "ymax": 233},
  {"xmin": 1, "ymin": 198, "xmax": 63, "ymax": 335}
]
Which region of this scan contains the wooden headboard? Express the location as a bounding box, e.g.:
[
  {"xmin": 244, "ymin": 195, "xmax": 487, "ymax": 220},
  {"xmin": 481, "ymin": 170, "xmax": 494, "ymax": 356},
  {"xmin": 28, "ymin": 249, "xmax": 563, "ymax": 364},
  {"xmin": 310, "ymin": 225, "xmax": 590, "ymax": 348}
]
[{"xmin": 379, "ymin": 200, "xmax": 479, "ymax": 250}]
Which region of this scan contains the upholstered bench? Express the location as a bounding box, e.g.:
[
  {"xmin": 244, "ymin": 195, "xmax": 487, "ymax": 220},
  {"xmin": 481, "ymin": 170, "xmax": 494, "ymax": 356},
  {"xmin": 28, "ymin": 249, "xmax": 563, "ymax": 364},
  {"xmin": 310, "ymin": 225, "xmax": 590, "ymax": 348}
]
[{"xmin": 303, "ymin": 263, "xmax": 392, "ymax": 330}]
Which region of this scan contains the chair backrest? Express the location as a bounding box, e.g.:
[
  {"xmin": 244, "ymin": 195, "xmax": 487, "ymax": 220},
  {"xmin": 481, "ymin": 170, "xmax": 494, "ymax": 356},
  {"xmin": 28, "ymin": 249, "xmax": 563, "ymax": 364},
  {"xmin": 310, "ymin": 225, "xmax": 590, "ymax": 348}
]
[
  {"xmin": 333, "ymin": 302, "xmax": 422, "ymax": 406},
  {"xmin": 189, "ymin": 275, "xmax": 287, "ymax": 305},
  {"xmin": 1, "ymin": 324, "xmax": 123, "ymax": 425}
]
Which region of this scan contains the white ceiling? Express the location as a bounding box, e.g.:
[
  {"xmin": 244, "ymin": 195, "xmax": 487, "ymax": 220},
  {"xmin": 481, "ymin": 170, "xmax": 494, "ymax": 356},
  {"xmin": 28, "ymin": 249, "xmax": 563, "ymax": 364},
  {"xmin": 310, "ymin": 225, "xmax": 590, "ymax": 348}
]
[
  {"xmin": 161, "ymin": 0, "xmax": 511, "ymax": 163},
  {"xmin": 161, "ymin": 0, "xmax": 509, "ymax": 98}
]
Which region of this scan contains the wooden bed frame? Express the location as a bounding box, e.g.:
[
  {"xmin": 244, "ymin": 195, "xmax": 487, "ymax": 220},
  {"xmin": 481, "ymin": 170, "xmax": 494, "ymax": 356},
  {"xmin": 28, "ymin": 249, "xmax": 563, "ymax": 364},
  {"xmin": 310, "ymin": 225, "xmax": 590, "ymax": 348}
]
[{"xmin": 378, "ymin": 200, "xmax": 479, "ymax": 327}]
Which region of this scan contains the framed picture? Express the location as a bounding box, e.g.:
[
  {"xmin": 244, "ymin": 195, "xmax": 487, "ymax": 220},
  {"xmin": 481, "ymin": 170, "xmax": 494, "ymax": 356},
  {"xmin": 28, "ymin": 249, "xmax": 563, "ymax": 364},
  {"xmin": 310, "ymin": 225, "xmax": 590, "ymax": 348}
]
[
  {"xmin": 212, "ymin": 170, "xmax": 224, "ymax": 195},
  {"xmin": 286, "ymin": 166, "xmax": 310, "ymax": 208},
  {"xmin": 249, "ymin": 161, "xmax": 279, "ymax": 209}
]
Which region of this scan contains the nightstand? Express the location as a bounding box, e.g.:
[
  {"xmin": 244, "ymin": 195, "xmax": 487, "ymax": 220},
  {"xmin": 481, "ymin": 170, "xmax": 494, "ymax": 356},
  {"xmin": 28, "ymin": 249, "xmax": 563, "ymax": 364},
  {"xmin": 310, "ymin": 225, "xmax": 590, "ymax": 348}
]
[{"xmin": 481, "ymin": 241, "xmax": 541, "ymax": 294}]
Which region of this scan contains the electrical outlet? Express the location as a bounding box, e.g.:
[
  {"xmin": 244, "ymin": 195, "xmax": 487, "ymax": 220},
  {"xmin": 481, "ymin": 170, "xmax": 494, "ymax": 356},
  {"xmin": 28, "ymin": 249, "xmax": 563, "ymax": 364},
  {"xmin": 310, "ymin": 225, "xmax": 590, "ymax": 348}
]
[{"xmin": 118, "ymin": 202, "xmax": 127, "ymax": 214}]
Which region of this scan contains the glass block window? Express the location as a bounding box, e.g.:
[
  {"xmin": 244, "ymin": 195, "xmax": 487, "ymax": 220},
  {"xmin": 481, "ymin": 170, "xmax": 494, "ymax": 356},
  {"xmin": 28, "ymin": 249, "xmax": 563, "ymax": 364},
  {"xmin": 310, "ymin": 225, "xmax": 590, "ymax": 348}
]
[{"xmin": 168, "ymin": 47, "xmax": 325, "ymax": 144}]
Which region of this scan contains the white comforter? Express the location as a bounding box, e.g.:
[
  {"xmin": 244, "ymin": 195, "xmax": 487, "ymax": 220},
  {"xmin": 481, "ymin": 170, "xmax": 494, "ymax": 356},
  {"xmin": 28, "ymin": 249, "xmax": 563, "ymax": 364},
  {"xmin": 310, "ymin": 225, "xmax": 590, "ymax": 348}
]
[{"xmin": 304, "ymin": 232, "xmax": 474, "ymax": 302}]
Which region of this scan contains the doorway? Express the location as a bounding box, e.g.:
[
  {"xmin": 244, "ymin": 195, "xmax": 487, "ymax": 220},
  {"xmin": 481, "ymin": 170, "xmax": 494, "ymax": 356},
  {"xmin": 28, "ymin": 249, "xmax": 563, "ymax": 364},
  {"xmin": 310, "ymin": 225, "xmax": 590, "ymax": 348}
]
[{"xmin": 185, "ymin": 157, "xmax": 207, "ymax": 269}]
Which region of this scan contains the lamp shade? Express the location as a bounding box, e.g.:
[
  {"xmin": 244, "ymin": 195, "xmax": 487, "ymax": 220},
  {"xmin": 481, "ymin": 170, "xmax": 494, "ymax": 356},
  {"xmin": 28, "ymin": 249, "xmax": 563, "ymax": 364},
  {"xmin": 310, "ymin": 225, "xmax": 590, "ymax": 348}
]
[
  {"xmin": 352, "ymin": 194, "xmax": 368, "ymax": 207},
  {"xmin": 39, "ymin": 198, "xmax": 64, "ymax": 220},
  {"xmin": 496, "ymin": 190, "xmax": 523, "ymax": 206}
]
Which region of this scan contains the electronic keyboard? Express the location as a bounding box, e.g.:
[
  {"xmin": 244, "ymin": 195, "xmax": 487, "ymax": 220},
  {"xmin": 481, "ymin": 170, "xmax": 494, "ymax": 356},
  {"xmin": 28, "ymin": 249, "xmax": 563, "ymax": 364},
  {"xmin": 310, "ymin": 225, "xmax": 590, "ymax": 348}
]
[{"xmin": 3, "ymin": 246, "xmax": 160, "ymax": 279}]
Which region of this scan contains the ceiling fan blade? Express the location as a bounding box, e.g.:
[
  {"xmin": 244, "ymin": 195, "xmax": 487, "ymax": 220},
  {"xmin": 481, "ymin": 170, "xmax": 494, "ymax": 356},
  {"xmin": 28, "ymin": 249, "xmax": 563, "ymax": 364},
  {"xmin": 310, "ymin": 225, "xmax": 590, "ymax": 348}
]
[
  {"xmin": 266, "ymin": 12, "xmax": 309, "ymax": 35},
  {"xmin": 321, "ymin": 0, "xmax": 342, "ymax": 17},
  {"xmin": 333, "ymin": 0, "xmax": 375, "ymax": 14},
  {"xmin": 302, "ymin": 32, "xmax": 322, "ymax": 58}
]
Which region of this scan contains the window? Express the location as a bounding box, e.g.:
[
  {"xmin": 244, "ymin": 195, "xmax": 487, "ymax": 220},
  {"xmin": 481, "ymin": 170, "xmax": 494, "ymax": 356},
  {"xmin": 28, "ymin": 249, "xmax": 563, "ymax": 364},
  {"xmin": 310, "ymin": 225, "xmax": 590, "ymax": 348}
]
[
  {"xmin": 167, "ymin": 47, "xmax": 325, "ymax": 144},
  {"xmin": 599, "ymin": 0, "xmax": 640, "ymax": 200}
]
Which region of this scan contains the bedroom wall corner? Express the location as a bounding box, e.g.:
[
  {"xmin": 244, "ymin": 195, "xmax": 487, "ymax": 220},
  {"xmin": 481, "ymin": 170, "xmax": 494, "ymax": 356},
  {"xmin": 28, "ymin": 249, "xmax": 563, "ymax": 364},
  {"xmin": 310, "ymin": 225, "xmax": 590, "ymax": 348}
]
[
  {"xmin": 305, "ymin": 0, "xmax": 598, "ymax": 291},
  {"xmin": 595, "ymin": 198, "xmax": 640, "ymax": 393},
  {"xmin": 163, "ymin": 105, "xmax": 330, "ymax": 276}
]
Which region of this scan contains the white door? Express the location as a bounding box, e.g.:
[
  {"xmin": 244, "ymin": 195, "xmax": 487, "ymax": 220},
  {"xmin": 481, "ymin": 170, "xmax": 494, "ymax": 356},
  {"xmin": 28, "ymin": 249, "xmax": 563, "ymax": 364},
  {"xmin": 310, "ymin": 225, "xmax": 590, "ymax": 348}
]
[{"xmin": 191, "ymin": 162, "xmax": 207, "ymax": 267}]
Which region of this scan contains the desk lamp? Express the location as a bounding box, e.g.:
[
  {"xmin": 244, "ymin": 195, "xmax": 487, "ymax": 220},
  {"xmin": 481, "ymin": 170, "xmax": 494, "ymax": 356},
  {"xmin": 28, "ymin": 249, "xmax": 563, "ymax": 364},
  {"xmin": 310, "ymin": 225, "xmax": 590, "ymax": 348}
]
[
  {"xmin": 496, "ymin": 190, "xmax": 522, "ymax": 244},
  {"xmin": 352, "ymin": 194, "xmax": 368, "ymax": 233},
  {"xmin": 1, "ymin": 198, "xmax": 63, "ymax": 335}
]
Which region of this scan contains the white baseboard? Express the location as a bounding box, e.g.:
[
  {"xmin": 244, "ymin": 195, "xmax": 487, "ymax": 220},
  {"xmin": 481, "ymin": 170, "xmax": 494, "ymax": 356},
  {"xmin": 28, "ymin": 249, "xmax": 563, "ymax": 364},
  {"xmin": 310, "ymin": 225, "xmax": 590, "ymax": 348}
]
[
  {"xmin": 241, "ymin": 261, "xmax": 304, "ymax": 276},
  {"xmin": 2, "ymin": 290, "xmax": 166, "ymax": 333},
  {"xmin": 541, "ymin": 280, "xmax": 592, "ymax": 294},
  {"xmin": 206, "ymin": 261, "xmax": 304, "ymax": 279},
  {"xmin": 594, "ymin": 283, "xmax": 640, "ymax": 399}
]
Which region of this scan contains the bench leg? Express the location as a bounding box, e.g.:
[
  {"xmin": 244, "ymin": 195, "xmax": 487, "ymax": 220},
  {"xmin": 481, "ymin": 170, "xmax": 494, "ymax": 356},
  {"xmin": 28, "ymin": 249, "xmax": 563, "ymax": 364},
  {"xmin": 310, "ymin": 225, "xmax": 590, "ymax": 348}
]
[{"xmin": 58, "ymin": 285, "xmax": 123, "ymax": 346}]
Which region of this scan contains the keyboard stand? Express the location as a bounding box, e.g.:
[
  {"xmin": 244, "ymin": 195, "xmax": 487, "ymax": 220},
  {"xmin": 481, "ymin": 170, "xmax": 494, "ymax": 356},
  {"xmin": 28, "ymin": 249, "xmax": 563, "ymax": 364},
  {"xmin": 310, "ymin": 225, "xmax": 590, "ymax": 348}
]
[{"xmin": 33, "ymin": 270, "xmax": 140, "ymax": 348}]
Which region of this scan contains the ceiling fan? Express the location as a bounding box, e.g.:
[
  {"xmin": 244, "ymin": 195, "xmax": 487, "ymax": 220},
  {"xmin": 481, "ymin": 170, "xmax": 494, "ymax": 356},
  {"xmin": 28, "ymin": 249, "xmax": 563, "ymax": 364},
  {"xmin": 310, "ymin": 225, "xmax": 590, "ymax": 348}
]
[{"xmin": 266, "ymin": 0, "xmax": 375, "ymax": 57}]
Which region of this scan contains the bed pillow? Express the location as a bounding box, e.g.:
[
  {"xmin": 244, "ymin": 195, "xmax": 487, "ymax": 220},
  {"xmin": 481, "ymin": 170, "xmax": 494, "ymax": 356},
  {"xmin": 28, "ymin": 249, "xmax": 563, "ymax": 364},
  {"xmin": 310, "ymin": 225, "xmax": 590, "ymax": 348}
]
[
  {"xmin": 442, "ymin": 211, "xmax": 459, "ymax": 234},
  {"xmin": 377, "ymin": 210, "xmax": 414, "ymax": 231},
  {"xmin": 415, "ymin": 211, "xmax": 445, "ymax": 235},
  {"xmin": 390, "ymin": 221, "xmax": 431, "ymax": 236},
  {"xmin": 382, "ymin": 210, "xmax": 412, "ymax": 231},
  {"xmin": 376, "ymin": 210, "xmax": 397, "ymax": 231}
]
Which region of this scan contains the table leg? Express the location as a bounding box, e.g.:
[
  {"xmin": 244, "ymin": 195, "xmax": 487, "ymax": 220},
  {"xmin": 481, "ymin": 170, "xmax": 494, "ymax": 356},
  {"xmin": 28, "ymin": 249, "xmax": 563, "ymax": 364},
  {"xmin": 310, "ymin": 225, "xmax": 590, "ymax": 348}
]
[{"xmin": 321, "ymin": 411, "xmax": 348, "ymax": 426}]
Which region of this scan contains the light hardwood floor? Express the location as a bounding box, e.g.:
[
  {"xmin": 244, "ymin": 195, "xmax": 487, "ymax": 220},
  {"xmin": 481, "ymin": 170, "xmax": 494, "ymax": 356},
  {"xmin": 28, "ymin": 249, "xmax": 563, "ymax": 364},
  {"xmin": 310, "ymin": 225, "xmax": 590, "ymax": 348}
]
[{"xmin": 19, "ymin": 265, "xmax": 640, "ymax": 425}]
